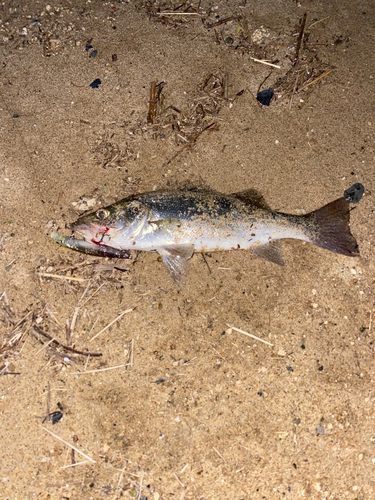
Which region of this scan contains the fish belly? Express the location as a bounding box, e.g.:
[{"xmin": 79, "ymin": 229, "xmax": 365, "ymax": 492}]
[{"xmin": 129, "ymin": 216, "xmax": 309, "ymax": 253}]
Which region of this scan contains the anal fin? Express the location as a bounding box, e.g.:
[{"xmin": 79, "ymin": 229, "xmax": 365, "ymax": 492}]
[{"xmin": 252, "ymin": 240, "xmax": 284, "ymax": 266}]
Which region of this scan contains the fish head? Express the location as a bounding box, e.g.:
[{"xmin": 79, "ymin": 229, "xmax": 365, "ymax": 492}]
[{"xmin": 70, "ymin": 199, "xmax": 149, "ymax": 248}]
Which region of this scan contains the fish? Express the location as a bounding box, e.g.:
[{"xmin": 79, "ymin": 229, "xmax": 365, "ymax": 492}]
[{"xmin": 51, "ymin": 188, "xmax": 359, "ymax": 284}]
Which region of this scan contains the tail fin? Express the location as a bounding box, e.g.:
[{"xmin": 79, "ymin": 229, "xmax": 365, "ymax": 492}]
[{"xmin": 309, "ymin": 198, "xmax": 359, "ymax": 256}]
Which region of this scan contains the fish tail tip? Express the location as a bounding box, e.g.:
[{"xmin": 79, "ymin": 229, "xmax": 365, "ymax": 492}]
[{"xmin": 311, "ymin": 197, "xmax": 359, "ymax": 257}]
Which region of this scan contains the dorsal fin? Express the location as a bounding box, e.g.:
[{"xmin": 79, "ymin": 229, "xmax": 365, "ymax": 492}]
[{"xmin": 232, "ymin": 189, "xmax": 271, "ymax": 210}]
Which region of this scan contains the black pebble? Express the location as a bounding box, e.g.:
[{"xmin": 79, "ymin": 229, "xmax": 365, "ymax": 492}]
[
  {"xmin": 156, "ymin": 376, "xmax": 168, "ymax": 384},
  {"xmin": 51, "ymin": 411, "xmax": 63, "ymax": 424},
  {"xmin": 225, "ymin": 36, "xmax": 234, "ymax": 45},
  {"xmin": 344, "ymin": 183, "xmax": 364, "ymax": 203},
  {"xmin": 257, "ymin": 88, "xmax": 274, "ymax": 106},
  {"xmin": 286, "ymin": 366, "xmax": 294, "ymax": 372},
  {"xmin": 85, "ymin": 44, "xmax": 93, "ymax": 51},
  {"xmin": 89, "ymin": 78, "xmax": 101, "ymax": 89},
  {"xmin": 13, "ymin": 114, "xmax": 19, "ymax": 118},
  {"xmin": 112, "ymin": 54, "xmax": 118, "ymax": 62},
  {"xmin": 90, "ymin": 49, "xmax": 98, "ymax": 58}
]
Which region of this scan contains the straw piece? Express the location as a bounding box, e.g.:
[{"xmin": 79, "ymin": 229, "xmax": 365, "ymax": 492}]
[
  {"xmin": 226, "ymin": 324, "xmax": 273, "ymax": 346},
  {"xmin": 213, "ymin": 447, "xmax": 227, "ymax": 463},
  {"xmin": 68, "ymin": 363, "xmax": 131, "ymax": 375},
  {"xmin": 298, "ymin": 69, "xmax": 333, "ymax": 91},
  {"xmin": 34, "ymin": 338, "xmax": 55, "ymax": 356},
  {"xmin": 307, "ymin": 16, "xmax": 329, "ymax": 29},
  {"xmin": 250, "ymin": 57, "xmax": 280, "ymax": 69},
  {"xmin": 156, "ymin": 11, "xmax": 201, "ymax": 15},
  {"xmin": 60, "ymin": 460, "xmax": 90, "ymax": 469},
  {"xmin": 42, "ymin": 427, "xmax": 95, "ymax": 463},
  {"xmin": 89, "ymin": 308, "xmax": 135, "ymax": 342},
  {"xmin": 173, "ymin": 472, "xmax": 185, "ymax": 488},
  {"xmin": 38, "ymin": 273, "xmax": 87, "ymax": 282}
]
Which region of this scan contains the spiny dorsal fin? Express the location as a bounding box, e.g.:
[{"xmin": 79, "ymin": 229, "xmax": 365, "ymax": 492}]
[
  {"xmin": 232, "ymin": 189, "xmax": 271, "ymax": 210},
  {"xmin": 251, "ymin": 240, "xmax": 284, "ymax": 265}
]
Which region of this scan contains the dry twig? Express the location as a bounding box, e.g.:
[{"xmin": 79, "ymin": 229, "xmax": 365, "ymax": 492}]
[
  {"xmin": 89, "ymin": 308, "xmax": 135, "ymax": 342},
  {"xmin": 226, "ymin": 324, "xmax": 273, "ymax": 346},
  {"xmin": 42, "ymin": 427, "xmax": 95, "ymax": 463},
  {"xmin": 33, "ymin": 325, "xmax": 102, "ymax": 357}
]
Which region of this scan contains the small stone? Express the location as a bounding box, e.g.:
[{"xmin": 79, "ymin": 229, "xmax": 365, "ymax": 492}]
[
  {"xmin": 256, "ymin": 88, "xmax": 274, "ymax": 106},
  {"xmin": 316, "ymin": 424, "xmax": 325, "ymax": 435},
  {"xmin": 277, "ymin": 348, "xmax": 286, "ymax": 357},
  {"xmin": 101, "ymin": 443, "xmax": 110, "ymax": 453},
  {"xmin": 45, "ymin": 219, "xmax": 56, "ymax": 229},
  {"xmin": 90, "ymin": 78, "xmax": 101, "ymax": 89}
]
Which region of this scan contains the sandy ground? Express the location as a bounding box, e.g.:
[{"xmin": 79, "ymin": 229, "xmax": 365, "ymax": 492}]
[{"xmin": 1, "ymin": 0, "xmax": 375, "ymax": 499}]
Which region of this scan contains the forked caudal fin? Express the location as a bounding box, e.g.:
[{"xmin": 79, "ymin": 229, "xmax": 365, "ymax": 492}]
[{"xmin": 309, "ymin": 197, "xmax": 359, "ymax": 256}]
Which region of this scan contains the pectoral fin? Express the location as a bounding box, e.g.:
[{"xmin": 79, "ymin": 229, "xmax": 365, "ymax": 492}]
[
  {"xmin": 157, "ymin": 244, "xmax": 195, "ymax": 284},
  {"xmin": 252, "ymin": 240, "xmax": 284, "ymax": 266}
]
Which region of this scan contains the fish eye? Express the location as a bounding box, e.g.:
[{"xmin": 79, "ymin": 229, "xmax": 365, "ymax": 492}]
[{"xmin": 96, "ymin": 209, "xmax": 110, "ymax": 220}]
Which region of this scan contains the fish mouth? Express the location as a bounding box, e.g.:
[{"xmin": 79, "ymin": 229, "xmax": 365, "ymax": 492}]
[{"xmin": 71, "ymin": 222, "xmax": 122, "ymax": 250}]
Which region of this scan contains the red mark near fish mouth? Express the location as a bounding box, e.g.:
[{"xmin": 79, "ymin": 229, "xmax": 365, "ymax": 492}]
[{"xmin": 91, "ymin": 227, "xmax": 110, "ymax": 245}]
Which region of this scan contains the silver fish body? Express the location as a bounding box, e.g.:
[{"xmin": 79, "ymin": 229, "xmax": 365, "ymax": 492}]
[{"xmin": 53, "ymin": 189, "xmax": 359, "ymax": 283}]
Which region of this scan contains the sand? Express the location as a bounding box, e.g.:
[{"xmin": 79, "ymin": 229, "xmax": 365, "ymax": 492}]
[{"xmin": 1, "ymin": 1, "xmax": 375, "ymax": 498}]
